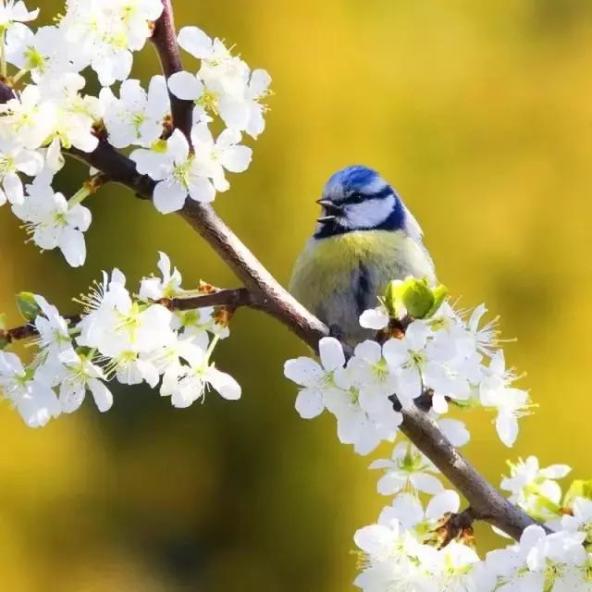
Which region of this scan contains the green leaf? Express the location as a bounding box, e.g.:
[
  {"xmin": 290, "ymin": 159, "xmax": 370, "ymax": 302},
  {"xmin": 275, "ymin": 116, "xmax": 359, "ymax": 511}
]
[
  {"xmin": 0, "ymin": 313, "xmax": 6, "ymax": 331},
  {"xmin": 563, "ymin": 479, "xmax": 592, "ymax": 507},
  {"xmin": 16, "ymin": 292, "xmax": 40, "ymax": 322}
]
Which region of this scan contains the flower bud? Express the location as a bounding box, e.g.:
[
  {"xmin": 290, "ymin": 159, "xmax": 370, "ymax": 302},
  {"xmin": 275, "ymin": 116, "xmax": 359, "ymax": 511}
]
[{"xmin": 16, "ymin": 292, "xmax": 41, "ymax": 322}]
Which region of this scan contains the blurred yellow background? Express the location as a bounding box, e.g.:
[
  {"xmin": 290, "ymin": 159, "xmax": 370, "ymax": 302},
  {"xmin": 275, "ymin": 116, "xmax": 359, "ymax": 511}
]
[{"xmin": 0, "ymin": 0, "xmax": 591, "ymax": 590}]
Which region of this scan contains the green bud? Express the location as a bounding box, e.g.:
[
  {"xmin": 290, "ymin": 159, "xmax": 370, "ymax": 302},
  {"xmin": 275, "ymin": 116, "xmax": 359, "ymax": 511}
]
[
  {"xmin": 382, "ymin": 280, "xmax": 405, "ymax": 318},
  {"xmin": 16, "ymin": 292, "xmax": 40, "ymax": 322},
  {"xmin": 400, "ymin": 278, "xmax": 435, "ymax": 319},
  {"xmin": 426, "ymin": 284, "xmax": 448, "ymax": 318},
  {"xmin": 563, "ymin": 479, "xmax": 592, "ymax": 507},
  {"xmin": 382, "ymin": 278, "xmax": 450, "ymax": 320},
  {"xmin": 0, "ymin": 314, "xmax": 8, "ymax": 350}
]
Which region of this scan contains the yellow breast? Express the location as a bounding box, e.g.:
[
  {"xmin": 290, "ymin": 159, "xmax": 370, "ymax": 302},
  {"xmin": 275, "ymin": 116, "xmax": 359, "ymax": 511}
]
[{"xmin": 289, "ymin": 230, "xmax": 435, "ymax": 338}]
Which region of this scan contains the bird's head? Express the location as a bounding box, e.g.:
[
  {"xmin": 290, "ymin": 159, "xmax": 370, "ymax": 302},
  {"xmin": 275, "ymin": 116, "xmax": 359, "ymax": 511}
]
[{"xmin": 314, "ymin": 165, "xmax": 422, "ymax": 240}]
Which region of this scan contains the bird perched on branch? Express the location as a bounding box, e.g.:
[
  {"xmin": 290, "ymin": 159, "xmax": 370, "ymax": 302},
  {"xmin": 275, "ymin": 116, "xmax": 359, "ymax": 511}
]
[{"xmin": 290, "ymin": 165, "xmax": 436, "ymax": 344}]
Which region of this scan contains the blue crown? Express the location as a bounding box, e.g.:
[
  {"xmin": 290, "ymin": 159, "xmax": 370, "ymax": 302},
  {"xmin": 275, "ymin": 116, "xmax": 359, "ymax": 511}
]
[{"xmin": 324, "ymin": 165, "xmax": 394, "ymax": 202}]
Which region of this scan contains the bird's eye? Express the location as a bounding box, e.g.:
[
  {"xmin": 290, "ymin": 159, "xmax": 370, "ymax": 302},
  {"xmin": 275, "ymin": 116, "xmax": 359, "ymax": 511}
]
[{"xmin": 347, "ymin": 192, "xmax": 364, "ymax": 204}]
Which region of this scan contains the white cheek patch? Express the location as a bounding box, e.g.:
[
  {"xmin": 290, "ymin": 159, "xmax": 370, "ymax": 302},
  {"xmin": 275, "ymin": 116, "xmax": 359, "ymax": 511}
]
[{"xmin": 341, "ymin": 196, "xmax": 396, "ymax": 229}]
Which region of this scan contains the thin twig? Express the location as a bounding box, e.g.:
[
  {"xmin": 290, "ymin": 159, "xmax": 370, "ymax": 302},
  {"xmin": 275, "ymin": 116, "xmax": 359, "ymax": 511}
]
[
  {"xmin": 0, "ymin": 290, "xmax": 253, "ymax": 345},
  {"xmin": 1, "ymin": 315, "xmax": 81, "ymax": 344},
  {"xmin": 159, "ymin": 288, "xmax": 255, "ymax": 311},
  {"xmin": 150, "ymin": 0, "xmax": 193, "ymax": 141}
]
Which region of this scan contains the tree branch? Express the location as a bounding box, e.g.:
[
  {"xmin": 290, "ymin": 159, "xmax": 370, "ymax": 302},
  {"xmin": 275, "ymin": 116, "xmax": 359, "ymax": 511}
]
[
  {"xmin": 0, "ymin": 2, "xmax": 538, "ymax": 541},
  {"xmin": 0, "ymin": 289, "xmax": 254, "ymax": 345},
  {"xmin": 69, "ymin": 142, "xmax": 155, "ymax": 199},
  {"xmin": 400, "ymin": 406, "xmax": 534, "ymax": 539},
  {"xmin": 150, "ymin": 0, "xmax": 193, "ymax": 140}
]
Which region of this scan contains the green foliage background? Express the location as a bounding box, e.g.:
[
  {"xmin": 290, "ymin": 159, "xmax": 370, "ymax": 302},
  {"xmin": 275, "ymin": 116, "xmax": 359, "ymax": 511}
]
[{"xmin": 0, "ymin": 1, "xmax": 591, "ymax": 589}]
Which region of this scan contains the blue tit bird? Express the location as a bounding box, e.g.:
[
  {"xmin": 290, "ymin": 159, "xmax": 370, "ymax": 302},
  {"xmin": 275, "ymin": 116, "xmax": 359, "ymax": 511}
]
[{"xmin": 289, "ymin": 165, "xmax": 436, "ymax": 345}]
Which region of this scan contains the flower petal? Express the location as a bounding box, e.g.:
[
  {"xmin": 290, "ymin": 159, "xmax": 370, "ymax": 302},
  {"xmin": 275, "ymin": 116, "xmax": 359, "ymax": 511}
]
[
  {"xmin": 295, "ymin": 388, "xmax": 324, "ymax": 419},
  {"xmin": 168, "ymin": 71, "xmax": 204, "ymax": 101},
  {"xmin": 153, "ymin": 179, "xmax": 187, "ymax": 214},
  {"xmin": 319, "ymin": 337, "xmax": 345, "ymax": 372},
  {"xmin": 208, "ymin": 367, "xmax": 241, "ymax": 400}
]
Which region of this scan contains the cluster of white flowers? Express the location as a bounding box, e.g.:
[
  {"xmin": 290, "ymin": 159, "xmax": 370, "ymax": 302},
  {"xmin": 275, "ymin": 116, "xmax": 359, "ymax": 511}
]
[
  {"xmin": 131, "ymin": 26, "xmax": 270, "ymax": 214},
  {"xmin": 356, "ymin": 509, "xmax": 592, "ymax": 591},
  {"xmin": 353, "ymin": 426, "xmax": 592, "ymax": 591},
  {"xmin": 285, "ymin": 299, "xmax": 530, "ymax": 454},
  {"xmin": 354, "ymin": 448, "xmax": 592, "ymax": 591},
  {"xmin": 354, "ymin": 494, "xmax": 490, "ymax": 591},
  {"xmin": 0, "ymin": 252, "xmax": 240, "ymax": 428},
  {"xmin": 284, "ymin": 278, "xmax": 592, "ymax": 590},
  {"xmin": 0, "ymin": 1, "xmax": 270, "ymax": 263}
]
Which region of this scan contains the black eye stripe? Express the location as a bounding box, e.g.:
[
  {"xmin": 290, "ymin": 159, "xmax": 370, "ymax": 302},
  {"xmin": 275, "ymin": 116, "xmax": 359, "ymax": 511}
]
[
  {"xmin": 371, "ymin": 186, "xmax": 396, "ymax": 200},
  {"xmin": 339, "ymin": 187, "xmax": 394, "ymax": 205},
  {"xmin": 341, "ymin": 192, "xmax": 365, "ymax": 205}
]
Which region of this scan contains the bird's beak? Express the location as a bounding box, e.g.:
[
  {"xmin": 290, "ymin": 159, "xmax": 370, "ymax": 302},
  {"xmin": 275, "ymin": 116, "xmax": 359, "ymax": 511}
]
[{"xmin": 316, "ymin": 198, "xmax": 343, "ymax": 223}]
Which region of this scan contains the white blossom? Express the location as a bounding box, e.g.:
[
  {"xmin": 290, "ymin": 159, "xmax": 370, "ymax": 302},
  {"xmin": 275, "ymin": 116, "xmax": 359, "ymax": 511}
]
[
  {"xmin": 192, "ymin": 123, "xmax": 252, "ymax": 192},
  {"xmin": 160, "ymin": 344, "xmax": 241, "ymax": 408},
  {"xmin": 284, "ymin": 336, "xmax": 345, "ymax": 419},
  {"xmin": 0, "ymin": 351, "xmax": 61, "ymax": 427},
  {"xmin": 52, "ymin": 349, "xmax": 113, "ymax": 414},
  {"xmin": 172, "ymin": 27, "xmax": 271, "ymax": 137},
  {"xmin": 33, "ymin": 294, "xmax": 75, "ymax": 360},
  {"xmin": 285, "ymin": 337, "xmax": 401, "ymax": 454},
  {"xmin": 501, "ymin": 456, "xmax": 571, "ymax": 522},
  {"xmin": 60, "ymin": 0, "xmax": 164, "ymax": 86},
  {"xmin": 5, "ymin": 25, "xmax": 76, "ymax": 82},
  {"xmin": 485, "ymin": 525, "xmax": 590, "ymax": 592},
  {"xmin": 175, "ymin": 306, "xmax": 230, "ymax": 342},
  {"xmin": 562, "ymin": 497, "xmax": 592, "ymax": 544},
  {"xmin": 76, "ymin": 269, "xmax": 175, "ymax": 385},
  {"xmin": 383, "ymin": 320, "xmax": 470, "ymax": 410},
  {"xmin": 324, "ymin": 384, "xmax": 401, "ymax": 455},
  {"xmin": 99, "ymin": 76, "xmax": 169, "ymax": 149},
  {"xmin": 131, "ymin": 129, "xmax": 216, "ymax": 213},
  {"xmin": 0, "ymin": 85, "xmax": 55, "ymax": 149},
  {"xmin": 370, "ymin": 442, "xmax": 443, "ymax": 496},
  {"xmin": 0, "ymin": 136, "xmax": 43, "ymax": 206},
  {"xmin": 12, "ymin": 176, "xmax": 92, "ymax": 267},
  {"xmin": 480, "ymin": 351, "xmax": 530, "ymax": 447},
  {"xmin": 139, "ymin": 251, "xmax": 183, "ymax": 300},
  {"xmin": 378, "ymin": 490, "xmax": 459, "ymax": 533},
  {"xmin": 0, "ymin": 1, "xmax": 39, "ymax": 30},
  {"xmin": 345, "ymin": 339, "xmax": 398, "ymax": 402}
]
